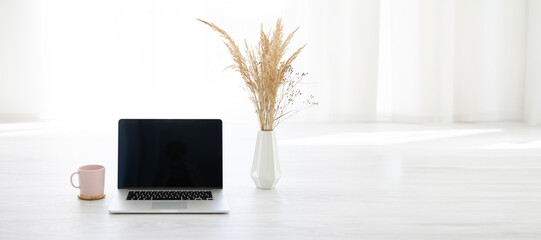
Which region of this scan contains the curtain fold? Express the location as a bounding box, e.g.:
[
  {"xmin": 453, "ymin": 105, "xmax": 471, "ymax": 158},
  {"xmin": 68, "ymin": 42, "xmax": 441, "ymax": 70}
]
[
  {"xmin": 300, "ymin": 0, "xmax": 381, "ymax": 122},
  {"xmin": 525, "ymin": 0, "xmax": 541, "ymax": 125},
  {"xmin": 0, "ymin": 0, "xmax": 45, "ymax": 122}
]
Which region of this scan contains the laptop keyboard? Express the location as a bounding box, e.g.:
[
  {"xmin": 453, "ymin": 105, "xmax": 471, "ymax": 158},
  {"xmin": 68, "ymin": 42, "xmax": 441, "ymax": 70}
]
[{"xmin": 127, "ymin": 190, "xmax": 213, "ymax": 200}]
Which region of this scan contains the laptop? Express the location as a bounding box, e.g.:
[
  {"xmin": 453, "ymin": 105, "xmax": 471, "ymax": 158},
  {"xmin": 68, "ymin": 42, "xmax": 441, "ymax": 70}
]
[{"xmin": 108, "ymin": 119, "xmax": 230, "ymax": 213}]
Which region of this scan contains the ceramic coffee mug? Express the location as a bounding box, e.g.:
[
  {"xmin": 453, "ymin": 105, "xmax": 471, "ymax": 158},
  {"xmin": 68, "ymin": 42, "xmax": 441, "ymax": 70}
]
[{"xmin": 70, "ymin": 164, "xmax": 105, "ymax": 200}]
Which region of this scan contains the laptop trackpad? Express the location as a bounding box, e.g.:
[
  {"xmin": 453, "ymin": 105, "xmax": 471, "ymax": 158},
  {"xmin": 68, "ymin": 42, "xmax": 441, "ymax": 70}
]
[{"xmin": 152, "ymin": 202, "xmax": 187, "ymax": 209}]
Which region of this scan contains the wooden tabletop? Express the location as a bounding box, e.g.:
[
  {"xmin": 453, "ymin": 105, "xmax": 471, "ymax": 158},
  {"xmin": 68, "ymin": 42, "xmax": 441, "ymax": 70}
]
[{"xmin": 0, "ymin": 122, "xmax": 540, "ymax": 239}]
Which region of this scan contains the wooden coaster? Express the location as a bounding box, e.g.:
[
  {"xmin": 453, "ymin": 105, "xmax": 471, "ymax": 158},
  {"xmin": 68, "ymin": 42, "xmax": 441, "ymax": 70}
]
[{"xmin": 78, "ymin": 194, "xmax": 105, "ymax": 200}]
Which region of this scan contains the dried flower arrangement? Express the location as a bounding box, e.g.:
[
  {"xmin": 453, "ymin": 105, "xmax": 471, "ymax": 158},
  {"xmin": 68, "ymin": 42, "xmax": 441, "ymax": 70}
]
[{"xmin": 198, "ymin": 18, "xmax": 318, "ymax": 131}]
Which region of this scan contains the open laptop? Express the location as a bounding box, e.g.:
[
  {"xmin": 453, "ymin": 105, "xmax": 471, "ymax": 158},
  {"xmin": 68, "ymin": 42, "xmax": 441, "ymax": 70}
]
[{"xmin": 108, "ymin": 119, "xmax": 230, "ymax": 213}]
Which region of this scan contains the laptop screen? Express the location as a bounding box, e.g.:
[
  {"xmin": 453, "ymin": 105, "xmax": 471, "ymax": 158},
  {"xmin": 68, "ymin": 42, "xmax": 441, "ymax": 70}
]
[{"xmin": 117, "ymin": 119, "xmax": 222, "ymax": 189}]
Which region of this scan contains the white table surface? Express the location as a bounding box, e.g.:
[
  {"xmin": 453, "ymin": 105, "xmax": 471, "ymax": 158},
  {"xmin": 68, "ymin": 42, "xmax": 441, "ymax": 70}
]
[{"xmin": 0, "ymin": 122, "xmax": 540, "ymax": 239}]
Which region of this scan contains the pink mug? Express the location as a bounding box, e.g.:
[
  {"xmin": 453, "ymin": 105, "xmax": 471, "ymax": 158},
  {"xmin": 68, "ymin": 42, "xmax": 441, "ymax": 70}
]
[{"xmin": 70, "ymin": 165, "xmax": 105, "ymax": 199}]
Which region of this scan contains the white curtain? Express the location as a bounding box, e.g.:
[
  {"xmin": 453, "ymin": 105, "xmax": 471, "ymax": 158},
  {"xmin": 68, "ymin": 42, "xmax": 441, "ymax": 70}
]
[
  {"xmin": 0, "ymin": 0, "xmax": 46, "ymax": 122},
  {"xmin": 0, "ymin": 0, "xmax": 540, "ymax": 125},
  {"xmin": 525, "ymin": 0, "xmax": 541, "ymax": 125},
  {"xmin": 377, "ymin": 0, "xmax": 540, "ymax": 124}
]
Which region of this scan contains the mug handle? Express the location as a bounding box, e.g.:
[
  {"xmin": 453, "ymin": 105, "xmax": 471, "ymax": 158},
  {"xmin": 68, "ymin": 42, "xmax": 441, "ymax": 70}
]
[{"xmin": 70, "ymin": 172, "xmax": 80, "ymax": 188}]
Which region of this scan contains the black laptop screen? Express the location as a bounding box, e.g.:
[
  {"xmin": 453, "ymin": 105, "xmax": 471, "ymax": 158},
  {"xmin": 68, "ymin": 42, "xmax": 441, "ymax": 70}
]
[{"xmin": 118, "ymin": 119, "xmax": 222, "ymax": 188}]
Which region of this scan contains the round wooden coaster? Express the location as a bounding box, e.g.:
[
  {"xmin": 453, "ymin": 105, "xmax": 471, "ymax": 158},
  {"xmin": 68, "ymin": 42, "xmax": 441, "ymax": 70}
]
[{"xmin": 78, "ymin": 194, "xmax": 105, "ymax": 200}]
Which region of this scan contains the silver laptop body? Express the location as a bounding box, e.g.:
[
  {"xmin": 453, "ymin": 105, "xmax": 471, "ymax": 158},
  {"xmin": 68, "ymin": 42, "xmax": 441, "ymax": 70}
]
[{"xmin": 108, "ymin": 119, "xmax": 229, "ymax": 213}]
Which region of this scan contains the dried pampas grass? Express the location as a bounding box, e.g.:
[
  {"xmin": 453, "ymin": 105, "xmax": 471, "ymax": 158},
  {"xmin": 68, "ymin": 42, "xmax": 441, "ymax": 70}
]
[{"xmin": 198, "ymin": 18, "xmax": 317, "ymax": 131}]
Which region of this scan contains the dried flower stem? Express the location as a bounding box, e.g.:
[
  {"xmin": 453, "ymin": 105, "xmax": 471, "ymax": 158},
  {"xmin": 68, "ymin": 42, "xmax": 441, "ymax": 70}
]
[{"xmin": 198, "ymin": 18, "xmax": 317, "ymax": 131}]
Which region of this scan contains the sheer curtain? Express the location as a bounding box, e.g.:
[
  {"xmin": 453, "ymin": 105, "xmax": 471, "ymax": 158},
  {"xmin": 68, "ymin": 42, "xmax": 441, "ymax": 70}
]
[
  {"xmin": 0, "ymin": 0, "xmax": 540, "ymax": 125},
  {"xmin": 301, "ymin": 0, "xmax": 540, "ymax": 125},
  {"xmin": 525, "ymin": 0, "xmax": 541, "ymax": 125},
  {"xmin": 377, "ymin": 0, "xmax": 541, "ymax": 125}
]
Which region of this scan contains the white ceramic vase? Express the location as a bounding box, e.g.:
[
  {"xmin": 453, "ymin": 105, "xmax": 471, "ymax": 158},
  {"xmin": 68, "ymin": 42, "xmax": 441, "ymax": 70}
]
[{"xmin": 251, "ymin": 131, "xmax": 281, "ymax": 189}]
